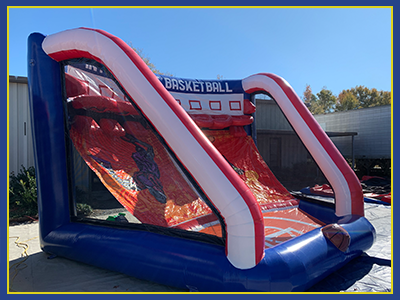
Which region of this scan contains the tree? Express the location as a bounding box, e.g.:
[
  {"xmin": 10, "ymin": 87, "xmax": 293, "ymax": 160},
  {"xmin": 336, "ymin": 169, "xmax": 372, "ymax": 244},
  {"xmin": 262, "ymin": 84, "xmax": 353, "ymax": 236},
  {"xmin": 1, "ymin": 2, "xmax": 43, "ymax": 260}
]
[
  {"xmin": 303, "ymin": 85, "xmax": 337, "ymax": 114},
  {"xmin": 303, "ymin": 85, "xmax": 323, "ymax": 114},
  {"xmin": 303, "ymin": 85, "xmax": 336, "ymax": 115},
  {"xmin": 316, "ymin": 88, "xmax": 337, "ymax": 114},
  {"xmin": 337, "ymin": 86, "xmax": 391, "ymax": 110},
  {"xmin": 336, "ymin": 90, "xmax": 360, "ymax": 111},
  {"xmin": 303, "ymin": 84, "xmax": 391, "ymax": 114},
  {"xmin": 303, "ymin": 84, "xmax": 313, "ymax": 103},
  {"xmin": 378, "ymin": 90, "xmax": 391, "ymax": 106}
]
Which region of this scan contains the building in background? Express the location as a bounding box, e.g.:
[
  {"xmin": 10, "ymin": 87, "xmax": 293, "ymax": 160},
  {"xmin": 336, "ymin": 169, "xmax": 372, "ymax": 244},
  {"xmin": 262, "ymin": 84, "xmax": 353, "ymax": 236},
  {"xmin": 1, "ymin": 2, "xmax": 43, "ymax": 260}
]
[
  {"xmin": 314, "ymin": 105, "xmax": 391, "ymax": 178},
  {"xmin": 9, "ymin": 76, "xmax": 34, "ymax": 176}
]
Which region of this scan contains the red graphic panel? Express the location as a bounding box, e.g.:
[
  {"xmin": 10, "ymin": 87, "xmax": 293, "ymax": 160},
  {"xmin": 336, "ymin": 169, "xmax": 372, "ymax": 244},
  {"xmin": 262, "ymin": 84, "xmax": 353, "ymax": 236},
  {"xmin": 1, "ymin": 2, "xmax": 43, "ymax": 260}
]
[
  {"xmin": 70, "ymin": 115, "xmax": 216, "ymax": 229},
  {"xmin": 197, "ymin": 129, "xmax": 322, "ymax": 243},
  {"xmin": 202, "ymin": 130, "xmax": 295, "ymax": 206}
]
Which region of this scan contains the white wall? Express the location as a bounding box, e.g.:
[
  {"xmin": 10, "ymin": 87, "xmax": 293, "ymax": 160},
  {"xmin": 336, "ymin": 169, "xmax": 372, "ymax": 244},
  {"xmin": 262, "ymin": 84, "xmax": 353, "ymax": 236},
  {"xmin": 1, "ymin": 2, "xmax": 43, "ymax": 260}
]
[
  {"xmin": 9, "ymin": 76, "xmax": 35, "ymax": 175},
  {"xmin": 314, "ymin": 106, "xmax": 391, "ymax": 159}
]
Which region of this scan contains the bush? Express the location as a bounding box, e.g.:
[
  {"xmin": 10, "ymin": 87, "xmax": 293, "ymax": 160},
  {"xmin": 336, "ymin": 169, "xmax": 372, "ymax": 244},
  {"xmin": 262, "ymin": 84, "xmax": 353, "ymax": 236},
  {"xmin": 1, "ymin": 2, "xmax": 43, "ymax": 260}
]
[
  {"xmin": 76, "ymin": 202, "xmax": 93, "ymax": 216},
  {"xmin": 9, "ymin": 166, "xmax": 38, "ymax": 217},
  {"xmin": 9, "ymin": 166, "xmax": 94, "ymax": 220}
]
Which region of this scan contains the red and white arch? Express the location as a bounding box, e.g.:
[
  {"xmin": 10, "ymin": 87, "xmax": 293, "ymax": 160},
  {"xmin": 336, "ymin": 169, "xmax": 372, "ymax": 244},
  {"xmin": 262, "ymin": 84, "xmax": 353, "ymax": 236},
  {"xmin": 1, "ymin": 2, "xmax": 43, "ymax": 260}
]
[
  {"xmin": 42, "ymin": 27, "xmax": 264, "ymax": 269},
  {"xmin": 242, "ymin": 73, "xmax": 364, "ymax": 217}
]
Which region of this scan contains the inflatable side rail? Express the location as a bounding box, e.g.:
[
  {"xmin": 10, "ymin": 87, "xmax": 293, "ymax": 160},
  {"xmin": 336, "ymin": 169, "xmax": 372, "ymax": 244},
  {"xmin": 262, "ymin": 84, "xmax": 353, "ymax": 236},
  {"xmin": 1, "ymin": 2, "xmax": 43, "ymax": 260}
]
[
  {"xmin": 42, "ymin": 27, "xmax": 264, "ymax": 270},
  {"xmin": 242, "ymin": 74, "xmax": 364, "ymax": 217}
]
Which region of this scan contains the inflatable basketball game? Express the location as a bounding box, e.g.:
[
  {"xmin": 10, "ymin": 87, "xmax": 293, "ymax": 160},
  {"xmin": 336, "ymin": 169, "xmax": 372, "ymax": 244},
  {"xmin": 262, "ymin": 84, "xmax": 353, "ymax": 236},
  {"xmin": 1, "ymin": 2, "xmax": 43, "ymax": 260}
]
[{"xmin": 27, "ymin": 28, "xmax": 375, "ymax": 292}]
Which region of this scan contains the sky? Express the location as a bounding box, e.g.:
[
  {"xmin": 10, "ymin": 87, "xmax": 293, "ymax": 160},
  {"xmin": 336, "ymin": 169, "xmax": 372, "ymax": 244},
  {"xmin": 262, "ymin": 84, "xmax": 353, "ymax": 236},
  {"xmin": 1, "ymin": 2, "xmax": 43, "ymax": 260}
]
[{"xmin": 8, "ymin": 6, "xmax": 392, "ymax": 98}]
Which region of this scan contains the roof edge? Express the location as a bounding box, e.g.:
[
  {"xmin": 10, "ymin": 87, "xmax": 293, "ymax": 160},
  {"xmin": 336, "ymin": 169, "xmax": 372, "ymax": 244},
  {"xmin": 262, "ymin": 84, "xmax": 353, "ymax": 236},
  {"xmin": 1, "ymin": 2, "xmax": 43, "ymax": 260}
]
[{"xmin": 9, "ymin": 75, "xmax": 28, "ymax": 84}]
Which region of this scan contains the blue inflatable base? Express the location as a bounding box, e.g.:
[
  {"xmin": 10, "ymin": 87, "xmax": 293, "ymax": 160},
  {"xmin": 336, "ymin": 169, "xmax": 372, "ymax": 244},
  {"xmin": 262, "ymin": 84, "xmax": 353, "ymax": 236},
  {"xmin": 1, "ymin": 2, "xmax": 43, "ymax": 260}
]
[{"xmin": 39, "ymin": 213, "xmax": 374, "ymax": 292}]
